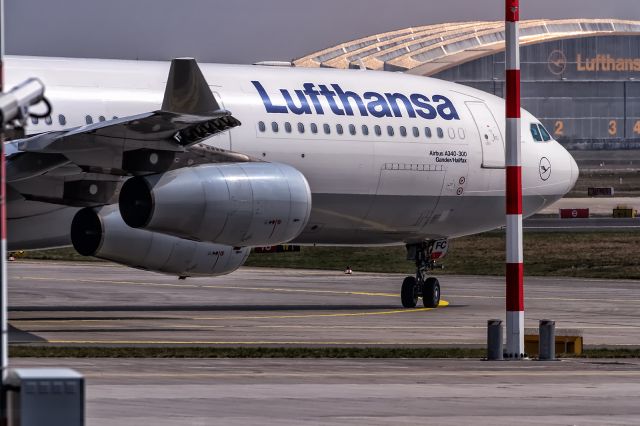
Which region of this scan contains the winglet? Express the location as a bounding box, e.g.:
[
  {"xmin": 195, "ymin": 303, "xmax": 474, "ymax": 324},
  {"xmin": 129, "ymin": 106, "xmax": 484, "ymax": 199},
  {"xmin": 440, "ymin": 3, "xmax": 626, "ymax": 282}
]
[{"xmin": 161, "ymin": 58, "xmax": 221, "ymax": 115}]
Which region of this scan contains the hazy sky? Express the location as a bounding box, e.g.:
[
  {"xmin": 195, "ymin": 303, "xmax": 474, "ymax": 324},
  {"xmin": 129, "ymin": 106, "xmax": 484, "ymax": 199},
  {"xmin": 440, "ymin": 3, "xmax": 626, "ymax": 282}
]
[{"xmin": 6, "ymin": 0, "xmax": 640, "ymax": 64}]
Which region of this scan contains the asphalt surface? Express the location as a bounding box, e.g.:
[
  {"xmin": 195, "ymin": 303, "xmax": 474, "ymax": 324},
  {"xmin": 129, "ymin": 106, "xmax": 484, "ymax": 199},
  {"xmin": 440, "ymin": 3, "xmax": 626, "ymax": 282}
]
[
  {"xmin": 7, "ymin": 261, "xmax": 640, "ymax": 347},
  {"xmin": 524, "ymin": 217, "xmax": 640, "ymax": 231},
  {"xmin": 540, "ymin": 197, "xmax": 640, "ymax": 216},
  {"xmin": 11, "ymin": 357, "xmax": 640, "ymax": 425},
  {"xmin": 7, "ymin": 262, "xmax": 640, "ymax": 425}
]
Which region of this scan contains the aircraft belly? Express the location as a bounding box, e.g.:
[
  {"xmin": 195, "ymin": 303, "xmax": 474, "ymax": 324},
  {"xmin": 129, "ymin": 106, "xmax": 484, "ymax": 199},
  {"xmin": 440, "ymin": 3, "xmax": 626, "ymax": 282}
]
[
  {"xmin": 294, "ymin": 193, "xmax": 552, "ymax": 245},
  {"xmin": 8, "ymin": 207, "xmax": 78, "ymax": 250},
  {"xmin": 364, "ymin": 165, "xmax": 445, "ymax": 229}
]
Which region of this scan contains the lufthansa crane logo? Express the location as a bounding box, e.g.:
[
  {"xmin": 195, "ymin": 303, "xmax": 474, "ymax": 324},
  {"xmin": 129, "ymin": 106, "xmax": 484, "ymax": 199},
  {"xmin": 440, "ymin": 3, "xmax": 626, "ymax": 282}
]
[
  {"xmin": 539, "ymin": 157, "xmax": 551, "ymax": 181},
  {"xmin": 548, "ymin": 50, "xmax": 567, "ymax": 75}
]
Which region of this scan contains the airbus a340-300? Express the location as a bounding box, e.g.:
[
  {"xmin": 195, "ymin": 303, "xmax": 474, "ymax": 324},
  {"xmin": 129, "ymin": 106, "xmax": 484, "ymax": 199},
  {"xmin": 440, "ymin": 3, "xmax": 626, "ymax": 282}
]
[{"xmin": 4, "ymin": 56, "xmax": 578, "ymax": 308}]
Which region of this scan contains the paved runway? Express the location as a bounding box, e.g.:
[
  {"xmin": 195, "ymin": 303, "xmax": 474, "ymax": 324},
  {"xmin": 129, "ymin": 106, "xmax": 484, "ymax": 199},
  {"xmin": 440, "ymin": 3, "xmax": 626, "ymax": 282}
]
[
  {"xmin": 524, "ymin": 217, "xmax": 640, "ymax": 231},
  {"xmin": 7, "ymin": 262, "xmax": 640, "ymax": 424},
  {"xmin": 540, "ymin": 197, "xmax": 640, "ymax": 216},
  {"xmin": 7, "ymin": 261, "xmax": 640, "ymax": 347},
  {"xmin": 11, "ymin": 357, "xmax": 640, "ymax": 425}
]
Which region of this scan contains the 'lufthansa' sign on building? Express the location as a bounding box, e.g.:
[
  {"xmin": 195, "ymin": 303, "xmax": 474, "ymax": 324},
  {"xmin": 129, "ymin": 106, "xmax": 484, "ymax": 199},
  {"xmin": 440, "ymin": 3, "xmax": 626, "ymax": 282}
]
[
  {"xmin": 576, "ymin": 54, "xmax": 640, "ymax": 72},
  {"xmin": 549, "ymin": 51, "xmax": 640, "ymax": 73}
]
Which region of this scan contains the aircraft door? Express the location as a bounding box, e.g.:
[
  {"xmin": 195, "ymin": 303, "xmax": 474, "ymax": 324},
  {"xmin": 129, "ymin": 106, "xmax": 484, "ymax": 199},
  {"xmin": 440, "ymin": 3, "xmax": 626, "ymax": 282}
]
[
  {"xmin": 205, "ymin": 89, "xmax": 231, "ymax": 150},
  {"xmin": 466, "ymin": 102, "xmax": 504, "ymax": 168}
]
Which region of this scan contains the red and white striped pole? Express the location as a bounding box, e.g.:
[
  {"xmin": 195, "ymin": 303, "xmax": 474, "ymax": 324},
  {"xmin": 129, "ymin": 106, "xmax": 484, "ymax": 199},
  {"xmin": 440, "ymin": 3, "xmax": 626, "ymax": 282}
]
[{"xmin": 505, "ymin": 0, "xmax": 524, "ymax": 358}]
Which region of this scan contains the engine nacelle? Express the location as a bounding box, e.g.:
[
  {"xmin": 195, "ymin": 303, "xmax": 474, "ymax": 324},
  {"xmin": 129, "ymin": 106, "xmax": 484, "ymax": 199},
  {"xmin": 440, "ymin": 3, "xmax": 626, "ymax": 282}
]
[
  {"xmin": 70, "ymin": 206, "xmax": 250, "ymax": 277},
  {"xmin": 118, "ymin": 163, "xmax": 312, "ymax": 246}
]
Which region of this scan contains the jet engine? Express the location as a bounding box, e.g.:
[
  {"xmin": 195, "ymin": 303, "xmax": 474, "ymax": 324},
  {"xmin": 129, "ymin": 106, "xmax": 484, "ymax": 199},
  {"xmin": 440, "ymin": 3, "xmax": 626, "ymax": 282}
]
[
  {"xmin": 71, "ymin": 206, "xmax": 250, "ymax": 277},
  {"xmin": 118, "ymin": 162, "xmax": 312, "ymax": 246}
]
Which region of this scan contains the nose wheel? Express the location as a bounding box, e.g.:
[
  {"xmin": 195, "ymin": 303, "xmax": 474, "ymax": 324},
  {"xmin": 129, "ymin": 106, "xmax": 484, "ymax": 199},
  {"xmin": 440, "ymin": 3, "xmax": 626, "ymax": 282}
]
[
  {"xmin": 423, "ymin": 277, "xmax": 441, "ymax": 308},
  {"xmin": 401, "ymin": 276, "xmax": 418, "ymax": 308},
  {"xmin": 401, "ymin": 242, "xmax": 443, "ymax": 309},
  {"xmin": 401, "ymin": 275, "xmax": 441, "ymax": 308}
]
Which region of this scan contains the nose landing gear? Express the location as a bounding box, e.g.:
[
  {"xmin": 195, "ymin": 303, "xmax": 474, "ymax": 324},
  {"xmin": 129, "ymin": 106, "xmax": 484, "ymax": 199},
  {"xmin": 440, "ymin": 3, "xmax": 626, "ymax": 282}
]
[{"xmin": 401, "ymin": 241, "xmax": 445, "ymax": 308}]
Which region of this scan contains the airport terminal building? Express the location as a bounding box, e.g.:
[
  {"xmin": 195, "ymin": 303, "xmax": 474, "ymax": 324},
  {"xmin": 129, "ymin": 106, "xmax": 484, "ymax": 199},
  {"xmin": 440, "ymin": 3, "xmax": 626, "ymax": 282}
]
[{"xmin": 295, "ymin": 19, "xmax": 640, "ymax": 150}]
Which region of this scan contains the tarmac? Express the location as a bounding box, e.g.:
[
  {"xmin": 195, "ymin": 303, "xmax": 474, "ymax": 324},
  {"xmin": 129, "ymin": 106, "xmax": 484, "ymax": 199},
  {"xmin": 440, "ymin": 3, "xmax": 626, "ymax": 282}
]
[
  {"xmin": 11, "ymin": 357, "xmax": 640, "ymax": 425},
  {"xmin": 7, "ymin": 261, "xmax": 640, "ymax": 424},
  {"xmin": 524, "ymin": 216, "xmax": 640, "ymax": 231},
  {"xmin": 7, "ymin": 261, "xmax": 640, "ymax": 347},
  {"xmin": 540, "ymin": 197, "xmax": 640, "ymax": 216}
]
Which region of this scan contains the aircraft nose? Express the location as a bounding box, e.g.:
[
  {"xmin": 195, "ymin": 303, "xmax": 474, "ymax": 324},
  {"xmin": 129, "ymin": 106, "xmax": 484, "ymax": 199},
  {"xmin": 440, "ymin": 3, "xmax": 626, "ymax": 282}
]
[{"xmin": 568, "ymin": 152, "xmax": 579, "ymax": 192}]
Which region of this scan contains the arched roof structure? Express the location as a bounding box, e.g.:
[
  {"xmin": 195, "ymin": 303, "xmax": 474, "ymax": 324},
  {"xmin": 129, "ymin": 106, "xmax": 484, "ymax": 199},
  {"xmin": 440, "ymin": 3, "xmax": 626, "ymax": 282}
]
[{"xmin": 294, "ymin": 19, "xmax": 640, "ymax": 76}]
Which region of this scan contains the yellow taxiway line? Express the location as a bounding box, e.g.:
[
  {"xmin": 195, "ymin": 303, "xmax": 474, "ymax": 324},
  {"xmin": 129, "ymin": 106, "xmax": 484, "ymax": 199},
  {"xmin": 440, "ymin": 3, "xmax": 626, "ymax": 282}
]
[
  {"xmin": 11, "ymin": 302, "xmax": 450, "ymax": 325},
  {"xmin": 11, "ymin": 275, "xmax": 400, "ymax": 298},
  {"xmin": 13, "ymin": 275, "xmax": 640, "ymax": 304},
  {"xmin": 9, "ymin": 274, "xmax": 450, "ymax": 328}
]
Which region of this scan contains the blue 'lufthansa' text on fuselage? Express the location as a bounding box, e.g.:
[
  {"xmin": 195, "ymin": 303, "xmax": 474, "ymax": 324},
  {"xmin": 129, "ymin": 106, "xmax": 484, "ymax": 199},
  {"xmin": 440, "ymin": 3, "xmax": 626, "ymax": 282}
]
[{"xmin": 252, "ymin": 81, "xmax": 460, "ymax": 121}]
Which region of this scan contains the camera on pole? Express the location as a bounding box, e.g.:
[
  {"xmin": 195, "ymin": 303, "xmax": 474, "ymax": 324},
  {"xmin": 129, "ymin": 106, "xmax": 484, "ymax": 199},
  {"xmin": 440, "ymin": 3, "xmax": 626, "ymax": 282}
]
[
  {"xmin": 0, "ymin": 78, "xmax": 49, "ymax": 127},
  {"xmin": 0, "ymin": 77, "xmax": 85, "ymax": 425}
]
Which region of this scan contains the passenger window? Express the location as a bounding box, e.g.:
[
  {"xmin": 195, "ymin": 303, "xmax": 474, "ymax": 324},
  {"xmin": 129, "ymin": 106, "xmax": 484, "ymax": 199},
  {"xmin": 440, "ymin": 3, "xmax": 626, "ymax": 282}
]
[
  {"xmin": 31, "ymin": 116, "xmax": 38, "ymax": 125},
  {"xmin": 362, "ymin": 125, "xmax": 369, "ymax": 136},
  {"xmin": 458, "ymin": 128, "xmax": 465, "ymax": 139},
  {"xmin": 530, "ymin": 123, "xmax": 542, "ymax": 141},
  {"xmin": 412, "ymin": 127, "xmax": 420, "ymax": 137},
  {"xmin": 58, "ymin": 114, "xmax": 66, "ymax": 126},
  {"xmin": 448, "ymin": 128, "xmax": 456, "ymax": 139},
  {"xmin": 387, "ymin": 126, "xmax": 394, "ymax": 137},
  {"xmin": 85, "ymin": 115, "xmax": 93, "ymax": 125},
  {"xmin": 336, "ymin": 124, "xmax": 344, "ymax": 135},
  {"xmin": 310, "ymin": 123, "xmax": 318, "ymax": 134},
  {"xmin": 44, "ymin": 116, "xmax": 52, "ymax": 125},
  {"xmin": 298, "ymin": 123, "xmax": 305, "ymax": 134},
  {"xmin": 374, "ymin": 125, "xmax": 382, "ymax": 136},
  {"xmin": 437, "ymin": 127, "xmax": 444, "ymax": 138},
  {"xmin": 323, "ymin": 123, "xmax": 331, "ymax": 134},
  {"xmin": 539, "ymin": 124, "xmax": 551, "ymax": 141},
  {"xmin": 258, "ymin": 121, "xmax": 266, "ymax": 132},
  {"xmin": 271, "ymin": 121, "xmax": 279, "ymax": 132},
  {"xmin": 285, "ymin": 122, "xmax": 292, "ymax": 133},
  {"xmin": 425, "ymin": 127, "xmax": 432, "ymax": 138},
  {"xmin": 98, "ymin": 116, "xmax": 106, "ymax": 122},
  {"xmin": 349, "ymin": 124, "xmax": 356, "ymax": 135},
  {"xmin": 399, "ymin": 126, "xmax": 407, "ymax": 137}
]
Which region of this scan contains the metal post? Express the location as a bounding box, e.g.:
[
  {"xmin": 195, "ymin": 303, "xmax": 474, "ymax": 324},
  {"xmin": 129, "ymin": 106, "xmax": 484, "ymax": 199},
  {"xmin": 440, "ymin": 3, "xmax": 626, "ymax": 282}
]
[
  {"xmin": 504, "ymin": 0, "xmax": 524, "ymax": 359},
  {"xmin": 0, "ymin": 0, "xmax": 7, "ymax": 423},
  {"xmin": 539, "ymin": 319, "xmax": 556, "ymax": 360},
  {"xmin": 487, "ymin": 319, "xmax": 504, "ymax": 360}
]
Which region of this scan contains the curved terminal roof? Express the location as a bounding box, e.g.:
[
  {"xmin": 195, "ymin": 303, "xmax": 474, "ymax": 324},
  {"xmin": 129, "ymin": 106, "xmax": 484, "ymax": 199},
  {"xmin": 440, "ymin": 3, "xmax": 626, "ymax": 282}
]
[{"xmin": 294, "ymin": 19, "xmax": 640, "ymax": 76}]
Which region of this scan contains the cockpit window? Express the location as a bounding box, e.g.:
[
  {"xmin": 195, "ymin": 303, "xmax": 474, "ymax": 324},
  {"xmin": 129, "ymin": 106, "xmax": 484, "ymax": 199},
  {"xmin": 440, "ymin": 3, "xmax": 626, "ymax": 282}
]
[
  {"xmin": 539, "ymin": 124, "xmax": 551, "ymax": 141},
  {"xmin": 530, "ymin": 123, "xmax": 542, "ymax": 142}
]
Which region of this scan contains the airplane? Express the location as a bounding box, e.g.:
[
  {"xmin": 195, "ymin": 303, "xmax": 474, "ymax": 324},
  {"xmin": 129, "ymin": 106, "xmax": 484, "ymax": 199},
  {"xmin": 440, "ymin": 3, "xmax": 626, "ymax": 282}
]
[{"xmin": 3, "ymin": 55, "xmax": 578, "ymax": 309}]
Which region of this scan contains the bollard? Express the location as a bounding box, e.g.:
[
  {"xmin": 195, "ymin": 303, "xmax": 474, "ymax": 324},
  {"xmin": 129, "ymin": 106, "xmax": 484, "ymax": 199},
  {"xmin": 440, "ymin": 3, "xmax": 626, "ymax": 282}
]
[
  {"xmin": 487, "ymin": 319, "xmax": 503, "ymax": 360},
  {"xmin": 539, "ymin": 319, "xmax": 556, "ymax": 360}
]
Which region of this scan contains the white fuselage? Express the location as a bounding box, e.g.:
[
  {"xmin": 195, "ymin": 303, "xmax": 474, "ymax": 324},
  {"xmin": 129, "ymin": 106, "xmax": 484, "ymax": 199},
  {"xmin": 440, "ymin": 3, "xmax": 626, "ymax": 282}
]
[{"xmin": 5, "ymin": 56, "xmax": 578, "ymax": 248}]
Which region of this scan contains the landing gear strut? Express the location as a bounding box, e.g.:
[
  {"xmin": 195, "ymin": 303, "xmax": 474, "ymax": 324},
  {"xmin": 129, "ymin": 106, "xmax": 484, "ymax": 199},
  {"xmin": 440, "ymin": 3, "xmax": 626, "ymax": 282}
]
[{"xmin": 401, "ymin": 241, "xmax": 444, "ymax": 308}]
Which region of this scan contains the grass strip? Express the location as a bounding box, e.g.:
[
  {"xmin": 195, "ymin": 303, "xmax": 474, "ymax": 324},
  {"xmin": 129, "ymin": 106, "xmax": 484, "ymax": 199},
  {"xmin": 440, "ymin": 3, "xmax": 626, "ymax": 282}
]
[
  {"xmin": 9, "ymin": 346, "xmax": 485, "ymax": 359},
  {"xmin": 245, "ymin": 231, "xmax": 640, "ymax": 279},
  {"xmin": 16, "ymin": 230, "xmax": 640, "ymax": 279},
  {"xmin": 577, "ymin": 348, "xmax": 640, "ymax": 358},
  {"xmin": 8, "ymin": 346, "xmax": 640, "ymax": 359}
]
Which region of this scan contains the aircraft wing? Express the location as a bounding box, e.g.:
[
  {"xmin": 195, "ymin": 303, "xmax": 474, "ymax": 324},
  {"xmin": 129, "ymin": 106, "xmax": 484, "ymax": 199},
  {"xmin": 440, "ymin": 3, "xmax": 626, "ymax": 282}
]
[{"xmin": 6, "ymin": 58, "xmax": 250, "ymax": 208}]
